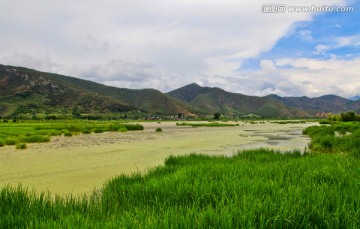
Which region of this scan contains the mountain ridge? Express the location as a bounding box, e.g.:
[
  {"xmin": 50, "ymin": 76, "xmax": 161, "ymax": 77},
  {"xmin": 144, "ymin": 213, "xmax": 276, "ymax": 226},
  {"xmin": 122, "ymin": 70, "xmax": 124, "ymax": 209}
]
[
  {"xmin": 1, "ymin": 64, "xmax": 359, "ymax": 118},
  {"xmin": 0, "ymin": 64, "xmax": 196, "ymax": 117}
]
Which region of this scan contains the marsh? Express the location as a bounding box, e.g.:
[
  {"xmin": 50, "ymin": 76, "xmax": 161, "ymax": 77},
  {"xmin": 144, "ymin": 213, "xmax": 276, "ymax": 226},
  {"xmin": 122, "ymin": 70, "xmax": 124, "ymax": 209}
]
[{"xmin": 0, "ymin": 121, "xmax": 315, "ymax": 196}]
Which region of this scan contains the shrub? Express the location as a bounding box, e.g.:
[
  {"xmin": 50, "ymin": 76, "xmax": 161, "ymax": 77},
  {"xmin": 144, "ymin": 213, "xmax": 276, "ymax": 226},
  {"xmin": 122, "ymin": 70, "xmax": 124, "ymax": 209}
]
[
  {"xmin": 119, "ymin": 128, "xmax": 128, "ymax": 132},
  {"xmin": 66, "ymin": 125, "xmax": 82, "ymax": 132},
  {"xmin": 64, "ymin": 132, "xmax": 73, "ymax": 137},
  {"xmin": 94, "ymin": 128, "xmax": 104, "ymax": 133},
  {"xmin": 82, "ymin": 129, "xmax": 91, "ymax": 134},
  {"xmin": 50, "ymin": 131, "xmax": 62, "ymax": 136},
  {"xmin": 108, "ymin": 124, "xmax": 122, "ymax": 131},
  {"xmin": 21, "ymin": 135, "xmax": 50, "ymax": 143},
  {"xmin": 125, "ymin": 124, "xmax": 144, "ymax": 131},
  {"xmin": 156, "ymin": 128, "xmax": 162, "ymax": 132},
  {"xmin": 16, "ymin": 143, "xmax": 27, "ymax": 149},
  {"xmin": 0, "ymin": 141, "xmax": 5, "ymax": 147}
]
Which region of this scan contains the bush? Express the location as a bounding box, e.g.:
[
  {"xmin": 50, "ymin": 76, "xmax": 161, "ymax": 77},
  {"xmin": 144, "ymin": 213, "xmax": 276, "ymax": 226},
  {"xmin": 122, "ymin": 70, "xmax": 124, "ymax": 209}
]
[
  {"xmin": 125, "ymin": 124, "xmax": 144, "ymax": 131},
  {"xmin": 0, "ymin": 141, "xmax": 4, "ymax": 147},
  {"xmin": 66, "ymin": 125, "xmax": 82, "ymax": 132},
  {"xmin": 16, "ymin": 143, "xmax": 27, "ymax": 149},
  {"xmin": 21, "ymin": 135, "xmax": 50, "ymax": 143},
  {"xmin": 119, "ymin": 128, "xmax": 128, "ymax": 132},
  {"xmin": 64, "ymin": 132, "xmax": 73, "ymax": 137},
  {"xmin": 50, "ymin": 131, "xmax": 62, "ymax": 136},
  {"xmin": 82, "ymin": 129, "xmax": 91, "ymax": 134},
  {"xmin": 108, "ymin": 124, "xmax": 122, "ymax": 131},
  {"xmin": 94, "ymin": 128, "xmax": 104, "ymax": 133},
  {"xmin": 156, "ymin": 128, "xmax": 162, "ymax": 132}
]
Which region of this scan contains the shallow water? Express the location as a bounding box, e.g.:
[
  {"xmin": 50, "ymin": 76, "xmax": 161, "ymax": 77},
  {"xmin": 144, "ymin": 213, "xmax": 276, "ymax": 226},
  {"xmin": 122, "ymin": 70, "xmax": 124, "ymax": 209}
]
[{"xmin": 0, "ymin": 121, "xmax": 315, "ymax": 196}]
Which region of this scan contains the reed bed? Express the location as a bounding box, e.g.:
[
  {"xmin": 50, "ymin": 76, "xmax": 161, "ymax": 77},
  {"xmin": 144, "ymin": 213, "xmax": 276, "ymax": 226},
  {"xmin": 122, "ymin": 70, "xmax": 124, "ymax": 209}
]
[{"xmin": 1, "ymin": 149, "xmax": 359, "ymax": 228}]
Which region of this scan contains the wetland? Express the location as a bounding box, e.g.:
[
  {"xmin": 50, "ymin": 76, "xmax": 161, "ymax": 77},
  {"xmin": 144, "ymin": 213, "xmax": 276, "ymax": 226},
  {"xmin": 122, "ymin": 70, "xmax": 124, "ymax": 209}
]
[{"xmin": 0, "ymin": 121, "xmax": 313, "ymax": 196}]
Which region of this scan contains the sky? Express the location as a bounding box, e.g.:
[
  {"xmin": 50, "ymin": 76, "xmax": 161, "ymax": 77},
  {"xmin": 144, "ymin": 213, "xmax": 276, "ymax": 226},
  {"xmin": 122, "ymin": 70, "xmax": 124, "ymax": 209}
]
[{"xmin": 0, "ymin": 0, "xmax": 359, "ymax": 98}]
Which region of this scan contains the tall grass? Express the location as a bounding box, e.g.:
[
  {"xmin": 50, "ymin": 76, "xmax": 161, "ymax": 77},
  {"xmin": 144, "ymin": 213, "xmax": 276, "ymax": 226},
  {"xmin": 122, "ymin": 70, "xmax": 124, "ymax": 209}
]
[
  {"xmin": 20, "ymin": 135, "xmax": 50, "ymax": 143},
  {"xmin": 1, "ymin": 149, "xmax": 359, "ymax": 228},
  {"xmin": 303, "ymin": 122, "xmax": 360, "ymax": 157}
]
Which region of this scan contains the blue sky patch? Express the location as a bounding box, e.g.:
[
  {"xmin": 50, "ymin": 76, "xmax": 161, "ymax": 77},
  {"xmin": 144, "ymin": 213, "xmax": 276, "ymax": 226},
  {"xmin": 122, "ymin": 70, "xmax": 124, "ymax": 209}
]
[{"xmin": 240, "ymin": 2, "xmax": 360, "ymax": 71}]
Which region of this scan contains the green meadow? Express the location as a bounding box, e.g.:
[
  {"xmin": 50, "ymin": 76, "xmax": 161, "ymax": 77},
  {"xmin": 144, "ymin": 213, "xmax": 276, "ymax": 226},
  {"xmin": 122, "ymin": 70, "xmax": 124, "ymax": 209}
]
[
  {"xmin": 0, "ymin": 119, "xmax": 359, "ymax": 228},
  {"xmin": 0, "ymin": 120, "xmax": 144, "ymax": 149},
  {"xmin": 176, "ymin": 122, "xmax": 239, "ymax": 127}
]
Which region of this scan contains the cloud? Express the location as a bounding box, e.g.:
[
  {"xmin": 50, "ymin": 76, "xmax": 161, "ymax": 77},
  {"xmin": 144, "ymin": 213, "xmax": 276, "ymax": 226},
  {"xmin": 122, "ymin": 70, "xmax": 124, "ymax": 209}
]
[
  {"xmin": 0, "ymin": 0, "xmax": 354, "ymax": 97},
  {"xmin": 335, "ymin": 35, "xmax": 360, "ymax": 47},
  {"xmin": 298, "ymin": 30, "xmax": 313, "ymax": 42},
  {"xmin": 260, "ymin": 60, "xmax": 276, "ymax": 71},
  {"xmin": 313, "ymin": 45, "xmax": 330, "ymax": 55},
  {"xmin": 225, "ymin": 57, "xmax": 360, "ymax": 98}
]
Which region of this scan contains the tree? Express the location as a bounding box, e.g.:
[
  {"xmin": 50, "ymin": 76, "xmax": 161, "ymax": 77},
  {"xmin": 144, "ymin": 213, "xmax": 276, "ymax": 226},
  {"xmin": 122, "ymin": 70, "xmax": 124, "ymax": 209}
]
[
  {"xmin": 340, "ymin": 111, "xmax": 356, "ymax": 122},
  {"xmin": 213, "ymin": 112, "xmax": 221, "ymax": 120},
  {"xmin": 72, "ymin": 107, "xmax": 81, "ymax": 118}
]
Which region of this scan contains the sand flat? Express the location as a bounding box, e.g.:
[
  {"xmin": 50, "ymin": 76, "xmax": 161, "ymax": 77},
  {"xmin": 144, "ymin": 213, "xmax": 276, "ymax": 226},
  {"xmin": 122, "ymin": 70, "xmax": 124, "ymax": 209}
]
[{"xmin": 0, "ymin": 121, "xmax": 315, "ymax": 196}]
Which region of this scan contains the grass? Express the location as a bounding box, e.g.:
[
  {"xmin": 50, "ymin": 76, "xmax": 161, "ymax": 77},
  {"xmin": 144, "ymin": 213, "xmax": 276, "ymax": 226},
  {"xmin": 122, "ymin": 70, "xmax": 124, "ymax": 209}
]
[
  {"xmin": 118, "ymin": 127, "xmax": 128, "ymax": 132},
  {"xmin": 1, "ymin": 120, "xmax": 359, "ymax": 227},
  {"xmin": 16, "ymin": 143, "xmax": 27, "ymax": 149},
  {"xmin": 271, "ymin": 120, "xmax": 306, "ymax": 124},
  {"xmin": 303, "ymin": 121, "xmax": 360, "ymax": 157},
  {"xmin": 0, "ymin": 120, "xmax": 144, "ymax": 149},
  {"xmin": 20, "ymin": 135, "xmax": 50, "ymax": 143},
  {"xmin": 5, "ymin": 139, "xmax": 17, "ymax": 145},
  {"xmin": 64, "ymin": 132, "xmax": 73, "ymax": 137},
  {"xmin": 176, "ymin": 122, "xmax": 239, "ymax": 127},
  {"xmin": 0, "ymin": 149, "xmax": 359, "ymax": 228},
  {"xmin": 156, "ymin": 127, "xmax": 162, "ymax": 132},
  {"xmin": 94, "ymin": 128, "xmax": 104, "ymax": 133},
  {"xmin": 82, "ymin": 129, "xmax": 92, "ymax": 134}
]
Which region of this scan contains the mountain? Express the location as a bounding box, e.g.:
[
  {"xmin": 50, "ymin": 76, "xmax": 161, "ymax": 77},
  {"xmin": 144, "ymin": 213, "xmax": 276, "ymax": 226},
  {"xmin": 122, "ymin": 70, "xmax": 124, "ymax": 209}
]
[
  {"xmin": 273, "ymin": 94, "xmax": 360, "ymax": 114},
  {"xmin": 168, "ymin": 84, "xmax": 310, "ymax": 117},
  {"xmin": 349, "ymin": 95, "xmax": 360, "ymax": 101},
  {"xmin": 2, "ymin": 64, "xmax": 359, "ymax": 119},
  {"xmin": 0, "ymin": 64, "xmax": 196, "ymax": 117},
  {"xmin": 168, "ymin": 83, "xmax": 360, "ymax": 117}
]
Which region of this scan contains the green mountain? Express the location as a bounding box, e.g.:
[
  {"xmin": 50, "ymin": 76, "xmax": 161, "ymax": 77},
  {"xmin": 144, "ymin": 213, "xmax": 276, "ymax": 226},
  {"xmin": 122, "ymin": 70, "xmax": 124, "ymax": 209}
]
[
  {"xmin": 266, "ymin": 94, "xmax": 360, "ymax": 115},
  {"xmin": 168, "ymin": 84, "xmax": 310, "ymax": 117},
  {"xmin": 2, "ymin": 64, "xmax": 359, "ymax": 119},
  {"xmin": 0, "ymin": 65, "xmax": 195, "ymax": 117}
]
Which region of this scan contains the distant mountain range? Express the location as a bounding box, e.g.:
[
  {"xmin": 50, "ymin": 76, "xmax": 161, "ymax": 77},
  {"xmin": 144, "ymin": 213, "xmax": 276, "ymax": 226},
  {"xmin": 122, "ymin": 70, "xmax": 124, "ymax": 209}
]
[
  {"xmin": 349, "ymin": 95, "xmax": 360, "ymax": 101},
  {"xmin": 1, "ymin": 64, "xmax": 359, "ymax": 118}
]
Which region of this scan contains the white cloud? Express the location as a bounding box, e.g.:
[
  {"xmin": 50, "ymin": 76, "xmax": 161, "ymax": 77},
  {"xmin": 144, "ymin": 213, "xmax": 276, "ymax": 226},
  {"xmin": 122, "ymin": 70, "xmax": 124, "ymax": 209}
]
[
  {"xmin": 313, "ymin": 45, "xmax": 330, "ymax": 55},
  {"xmin": 226, "ymin": 57, "xmax": 360, "ymax": 98},
  {"xmin": 0, "ymin": 0, "xmax": 353, "ymax": 97},
  {"xmin": 260, "ymin": 60, "xmax": 276, "ymax": 71},
  {"xmin": 298, "ymin": 30, "xmax": 313, "ymax": 42},
  {"xmin": 336, "ymin": 35, "xmax": 360, "ymax": 47}
]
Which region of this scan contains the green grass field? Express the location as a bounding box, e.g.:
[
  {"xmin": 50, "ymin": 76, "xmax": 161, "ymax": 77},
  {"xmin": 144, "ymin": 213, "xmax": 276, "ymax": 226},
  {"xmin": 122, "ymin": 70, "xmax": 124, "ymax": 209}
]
[
  {"xmin": 0, "ymin": 120, "xmax": 359, "ymax": 228},
  {"xmin": 176, "ymin": 122, "xmax": 239, "ymax": 127},
  {"xmin": 303, "ymin": 121, "xmax": 360, "ymax": 157},
  {"xmin": 0, "ymin": 120, "xmax": 144, "ymax": 149}
]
